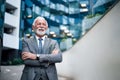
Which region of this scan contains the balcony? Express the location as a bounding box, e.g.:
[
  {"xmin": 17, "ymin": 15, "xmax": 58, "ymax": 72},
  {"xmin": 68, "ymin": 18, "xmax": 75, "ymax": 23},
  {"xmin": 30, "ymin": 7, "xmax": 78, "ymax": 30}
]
[
  {"xmin": 3, "ymin": 33, "xmax": 19, "ymax": 49},
  {"xmin": 4, "ymin": 12, "xmax": 18, "ymax": 28}
]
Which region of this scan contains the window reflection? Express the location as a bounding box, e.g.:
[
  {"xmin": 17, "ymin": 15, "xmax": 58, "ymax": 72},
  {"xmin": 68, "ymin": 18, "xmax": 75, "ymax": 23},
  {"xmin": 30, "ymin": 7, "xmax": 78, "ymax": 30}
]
[{"xmin": 21, "ymin": 0, "xmax": 118, "ymax": 52}]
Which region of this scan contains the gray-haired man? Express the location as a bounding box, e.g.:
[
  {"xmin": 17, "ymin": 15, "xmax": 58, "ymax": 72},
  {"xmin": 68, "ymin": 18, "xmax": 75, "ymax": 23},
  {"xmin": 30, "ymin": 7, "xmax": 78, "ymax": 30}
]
[{"xmin": 21, "ymin": 16, "xmax": 62, "ymax": 80}]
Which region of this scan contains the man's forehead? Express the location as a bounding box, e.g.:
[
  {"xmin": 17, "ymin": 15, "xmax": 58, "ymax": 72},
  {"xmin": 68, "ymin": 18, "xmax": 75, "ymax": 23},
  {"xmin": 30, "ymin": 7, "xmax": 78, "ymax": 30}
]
[{"xmin": 36, "ymin": 19, "xmax": 46, "ymax": 23}]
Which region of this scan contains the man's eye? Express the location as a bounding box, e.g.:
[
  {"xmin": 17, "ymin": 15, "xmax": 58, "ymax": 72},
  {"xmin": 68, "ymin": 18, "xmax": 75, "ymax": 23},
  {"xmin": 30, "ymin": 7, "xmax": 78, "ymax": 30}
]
[
  {"xmin": 42, "ymin": 23, "xmax": 46, "ymax": 26},
  {"xmin": 38, "ymin": 23, "xmax": 41, "ymax": 25}
]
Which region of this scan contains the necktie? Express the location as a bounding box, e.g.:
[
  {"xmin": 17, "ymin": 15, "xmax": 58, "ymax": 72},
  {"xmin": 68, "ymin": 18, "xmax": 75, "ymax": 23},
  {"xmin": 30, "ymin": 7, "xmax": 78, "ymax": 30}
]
[{"xmin": 38, "ymin": 38, "xmax": 43, "ymax": 53}]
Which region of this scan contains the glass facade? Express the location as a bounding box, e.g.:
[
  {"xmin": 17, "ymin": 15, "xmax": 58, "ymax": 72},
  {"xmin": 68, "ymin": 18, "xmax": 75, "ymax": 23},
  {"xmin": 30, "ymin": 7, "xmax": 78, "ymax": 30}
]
[
  {"xmin": 0, "ymin": 0, "xmax": 5, "ymax": 39},
  {"xmin": 20, "ymin": 0, "xmax": 85, "ymax": 51},
  {"xmin": 82, "ymin": 0, "xmax": 117, "ymax": 35},
  {"xmin": 0, "ymin": 0, "xmax": 5, "ymax": 68},
  {"xmin": 20, "ymin": 0, "xmax": 118, "ymax": 52},
  {"xmin": 0, "ymin": 0, "xmax": 118, "ymax": 65}
]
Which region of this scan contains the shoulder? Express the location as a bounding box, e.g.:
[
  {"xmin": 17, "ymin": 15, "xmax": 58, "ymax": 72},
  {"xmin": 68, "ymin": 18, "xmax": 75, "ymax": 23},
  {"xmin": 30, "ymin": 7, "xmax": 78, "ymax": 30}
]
[
  {"xmin": 23, "ymin": 36, "xmax": 34, "ymax": 43},
  {"xmin": 47, "ymin": 38, "xmax": 57, "ymax": 43},
  {"xmin": 47, "ymin": 38, "xmax": 57, "ymax": 42}
]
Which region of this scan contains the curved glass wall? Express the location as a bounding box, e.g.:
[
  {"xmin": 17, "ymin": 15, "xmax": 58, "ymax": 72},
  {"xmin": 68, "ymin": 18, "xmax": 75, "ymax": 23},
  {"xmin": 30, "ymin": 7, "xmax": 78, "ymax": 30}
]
[{"xmin": 20, "ymin": 0, "xmax": 118, "ymax": 52}]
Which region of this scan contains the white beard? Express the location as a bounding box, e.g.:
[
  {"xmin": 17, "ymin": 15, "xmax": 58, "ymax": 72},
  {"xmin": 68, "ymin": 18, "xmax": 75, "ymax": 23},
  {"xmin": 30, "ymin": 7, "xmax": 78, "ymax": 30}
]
[{"xmin": 35, "ymin": 28, "xmax": 46, "ymax": 36}]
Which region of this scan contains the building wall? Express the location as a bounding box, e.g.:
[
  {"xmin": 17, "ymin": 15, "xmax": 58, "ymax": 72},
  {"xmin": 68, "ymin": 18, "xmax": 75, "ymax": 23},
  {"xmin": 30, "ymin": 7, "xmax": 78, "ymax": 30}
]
[
  {"xmin": 56, "ymin": 1, "xmax": 120, "ymax": 80},
  {"xmin": 3, "ymin": 0, "xmax": 21, "ymax": 49}
]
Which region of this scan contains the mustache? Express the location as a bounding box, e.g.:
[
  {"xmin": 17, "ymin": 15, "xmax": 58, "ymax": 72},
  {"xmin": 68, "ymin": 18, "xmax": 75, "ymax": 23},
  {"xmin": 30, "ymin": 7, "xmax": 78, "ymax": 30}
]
[{"xmin": 37, "ymin": 28, "xmax": 45, "ymax": 31}]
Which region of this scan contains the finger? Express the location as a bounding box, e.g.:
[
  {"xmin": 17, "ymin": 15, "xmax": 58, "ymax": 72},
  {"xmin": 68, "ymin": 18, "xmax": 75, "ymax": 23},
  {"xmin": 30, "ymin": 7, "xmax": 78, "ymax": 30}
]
[
  {"xmin": 52, "ymin": 51, "xmax": 57, "ymax": 54},
  {"xmin": 22, "ymin": 55, "xmax": 28, "ymax": 60},
  {"xmin": 22, "ymin": 52, "xmax": 27, "ymax": 56},
  {"xmin": 22, "ymin": 55, "xmax": 26, "ymax": 59},
  {"xmin": 22, "ymin": 53, "xmax": 27, "ymax": 57},
  {"xmin": 22, "ymin": 52, "xmax": 25, "ymax": 56},
  {"xmin": 22, "ymin": 56, "xmax": 26, "ymax": 60},
  {"xmin": 52, "ymin": 50, "xmax": 55, "ymax": 53},
  {"xmin": 54, "ymin": 50, "xmax": 59, "ymax": 54}
]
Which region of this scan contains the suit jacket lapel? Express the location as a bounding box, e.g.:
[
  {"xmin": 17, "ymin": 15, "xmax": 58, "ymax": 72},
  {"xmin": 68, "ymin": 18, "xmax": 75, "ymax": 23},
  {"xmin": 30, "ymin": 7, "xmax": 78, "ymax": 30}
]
[
  {"xmin": 42, "ymin": 37, "xmax": 51, "ymax": 54},
  {"xmin": 31, "ymin": 36, "xmax": 51, "ymax": 54},
  {"xmin": 31, "ymin": 36, "xmax": 39, "ymax": 54}
]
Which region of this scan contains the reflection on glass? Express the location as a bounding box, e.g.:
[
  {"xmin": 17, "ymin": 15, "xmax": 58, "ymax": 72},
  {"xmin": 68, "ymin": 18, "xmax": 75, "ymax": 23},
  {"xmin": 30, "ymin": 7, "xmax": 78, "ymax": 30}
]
[{"xmin": 21, "ymin": 0, "xmax": 118, "ymax": 52}]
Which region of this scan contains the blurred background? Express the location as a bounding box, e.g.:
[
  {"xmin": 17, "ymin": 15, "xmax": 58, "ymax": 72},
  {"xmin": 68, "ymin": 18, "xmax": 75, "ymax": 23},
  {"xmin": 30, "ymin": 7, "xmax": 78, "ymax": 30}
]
[
  {"xmin": 0, "ymin": 0, "xmax": 120, "ymax": 80},
  {"xmin": 0, "ymin": 0, "xmax": 118, "ymax": 66}
]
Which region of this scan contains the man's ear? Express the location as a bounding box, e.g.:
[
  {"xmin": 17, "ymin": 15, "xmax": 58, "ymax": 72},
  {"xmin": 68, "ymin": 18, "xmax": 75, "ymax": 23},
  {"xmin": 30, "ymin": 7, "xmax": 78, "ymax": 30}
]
[{"xmin": 32, "ymin": 26, "xmax": 35, "ymax": 32}]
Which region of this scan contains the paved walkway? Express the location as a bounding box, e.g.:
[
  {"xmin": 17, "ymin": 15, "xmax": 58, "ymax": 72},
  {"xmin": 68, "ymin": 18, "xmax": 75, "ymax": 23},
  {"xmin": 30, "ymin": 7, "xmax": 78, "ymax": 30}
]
[
  {"xmin": 0, "ymin": 65, "xmax": 24, "ymax": 80},
  {"xmin": 0, "ymin": 65, "xmax": 67, "ymax": 80}
]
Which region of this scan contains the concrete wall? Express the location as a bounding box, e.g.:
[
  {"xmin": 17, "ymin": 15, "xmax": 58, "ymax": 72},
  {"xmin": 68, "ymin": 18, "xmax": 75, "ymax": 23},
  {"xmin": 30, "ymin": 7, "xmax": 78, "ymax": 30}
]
[
  {"xmin": 56, "ymin": 1, "xmax": 120, "ymax": 80},
  {"xmin": 3, "ymin": 0, "xmax": 21, "ymax": 49}
]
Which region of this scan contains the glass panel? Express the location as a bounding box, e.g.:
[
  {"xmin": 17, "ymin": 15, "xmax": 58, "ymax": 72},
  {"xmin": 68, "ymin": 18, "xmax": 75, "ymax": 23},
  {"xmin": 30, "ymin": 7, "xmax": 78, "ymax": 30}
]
[
  {"xmin": 0, "ymin": 0, "xmax": 5, "ymax": 68},
  {"xmin": 0, "ymin": 0, "xmax": 5, "ymax": 37},
  {"xmin": 21, "ymin": 0, "xmax": 119, "ymax": 52}
]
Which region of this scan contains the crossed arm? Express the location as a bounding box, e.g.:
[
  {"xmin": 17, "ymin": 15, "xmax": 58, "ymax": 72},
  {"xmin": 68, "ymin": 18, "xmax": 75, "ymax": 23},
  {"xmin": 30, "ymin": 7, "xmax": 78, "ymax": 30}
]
[{"xmin": 22, "ymin": 39, "xmax": 62, "ymax": 67}]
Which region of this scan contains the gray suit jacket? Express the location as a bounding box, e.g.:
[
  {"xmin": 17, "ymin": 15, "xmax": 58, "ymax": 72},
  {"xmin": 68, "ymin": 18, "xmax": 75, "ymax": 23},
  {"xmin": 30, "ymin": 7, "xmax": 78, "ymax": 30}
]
[{"xmin": 20, "ymin": 36, "xmax": 62, "ymax": 80}]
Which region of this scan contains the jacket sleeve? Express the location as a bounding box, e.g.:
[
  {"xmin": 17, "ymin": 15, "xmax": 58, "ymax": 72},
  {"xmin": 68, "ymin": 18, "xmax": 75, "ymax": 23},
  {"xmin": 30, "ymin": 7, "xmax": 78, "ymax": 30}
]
[
  {"xmin": 38, "ymin": 40, "xmax": 62, "ymax": 63},
  {"xmin": 22, "ymin": 39, "xmax": 49, "ymax": 67},
  {"xmin": 23, "ymin": 59, "xmax": 49, "ymax": 67}
]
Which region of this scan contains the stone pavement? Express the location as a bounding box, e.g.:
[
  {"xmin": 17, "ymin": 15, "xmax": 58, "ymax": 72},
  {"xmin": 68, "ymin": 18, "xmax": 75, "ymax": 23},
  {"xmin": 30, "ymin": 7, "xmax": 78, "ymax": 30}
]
[
  {"xmin": 0, "ymin": 65, "xmax": 67, "ymax": 80},
  {"xmin": 0, "ymin": 65, "xmax": 24, "ymax": 80}
]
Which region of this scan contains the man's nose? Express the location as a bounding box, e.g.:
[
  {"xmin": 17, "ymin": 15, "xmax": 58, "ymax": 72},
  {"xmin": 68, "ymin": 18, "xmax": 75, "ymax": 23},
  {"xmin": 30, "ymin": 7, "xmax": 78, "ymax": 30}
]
[
  {"xmin": 40, "ymin": 26, "xmax": 44, "ymax": 28},
  {"xmin": 38, "ymin": 25, "xmax": 41, "ymax": 27},
  {"xmin": 38, "ymin": 25, "xmax": 43, "ymax": 27}
]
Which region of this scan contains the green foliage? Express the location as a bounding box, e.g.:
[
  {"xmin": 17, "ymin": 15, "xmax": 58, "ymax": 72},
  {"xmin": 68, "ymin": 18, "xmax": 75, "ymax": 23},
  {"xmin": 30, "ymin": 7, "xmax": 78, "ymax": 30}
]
[
  {"xmin": 95, "ymin": 13, "xmax": 102, "ymax": 16},
  {"xmin": 86, "ymin": 14, "xmax": 95, "ymax": 18},
  {"xmin": 86, "ymin": 13, "xmax": 102, "ymax": 19},
  {"xmin": 8, "ymin": 61, "xmax": 12, "ymax": 65},
  {"xmin": 12, "ymin": 58, "xmax": 23, "ymax": 65},
  {"xmin": 7, "ymin": 58, "xmax": 23, "ymax": 65}
]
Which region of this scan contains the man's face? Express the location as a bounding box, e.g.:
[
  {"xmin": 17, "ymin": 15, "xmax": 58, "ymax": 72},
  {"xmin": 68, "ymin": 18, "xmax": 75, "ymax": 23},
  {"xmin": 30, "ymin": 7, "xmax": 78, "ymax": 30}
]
[{"xmin": 33, "ymin": 18, "xmax": 48, "ymax": 36}]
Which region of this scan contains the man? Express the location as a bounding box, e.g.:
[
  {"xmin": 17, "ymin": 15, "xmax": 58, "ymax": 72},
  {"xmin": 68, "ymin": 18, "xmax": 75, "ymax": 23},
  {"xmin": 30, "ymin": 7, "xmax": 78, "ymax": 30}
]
[{"xmin": 21, "ymin": 16, "xmax": 62, "ymax": 80}]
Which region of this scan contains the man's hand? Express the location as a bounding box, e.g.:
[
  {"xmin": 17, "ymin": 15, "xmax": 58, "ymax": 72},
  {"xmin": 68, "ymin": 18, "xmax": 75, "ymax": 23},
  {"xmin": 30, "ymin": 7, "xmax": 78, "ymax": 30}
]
[
  {"xmin": 52, "ymin": 49, "xmax": 59, "ymax": 54},
  {"xmin": 22, "ymin": 52, "xmax": 37, "ymax": 60}
]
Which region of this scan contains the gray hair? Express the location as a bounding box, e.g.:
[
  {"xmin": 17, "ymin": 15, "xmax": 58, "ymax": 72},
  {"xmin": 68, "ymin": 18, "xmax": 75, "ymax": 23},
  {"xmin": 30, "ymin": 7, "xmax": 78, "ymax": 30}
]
[{"xmin": 32, "ymin": 16, "xmax": 48, "ymax": 26}]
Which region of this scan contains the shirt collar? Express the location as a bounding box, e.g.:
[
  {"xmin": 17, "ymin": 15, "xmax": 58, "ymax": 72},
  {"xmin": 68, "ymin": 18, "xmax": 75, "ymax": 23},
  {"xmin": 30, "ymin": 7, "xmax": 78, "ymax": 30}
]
[{"xmin": 35, "ymin": 35, "xmax": 46, "ymax": 41}]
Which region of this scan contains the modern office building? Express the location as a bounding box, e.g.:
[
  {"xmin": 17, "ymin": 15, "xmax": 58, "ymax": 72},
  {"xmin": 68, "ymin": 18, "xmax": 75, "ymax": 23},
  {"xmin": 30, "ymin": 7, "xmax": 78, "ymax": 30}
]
[
  {"xmin": 0, "ymin": 0, "xmax": 89, "ymax": 65},
  {"xmin": 0, "ymin": 0, "xmax": 117, "ymax": 65},
  {"xmin": 1, "ymin": 0, "xmax": 21, "ymax": 64},
  {"xmin": 20, "ymin": 0, "xmax": 89, "ymax": 52},
  {"xmin": 0, "ymin": 0, "xmax": 119, "ymax": 80}
]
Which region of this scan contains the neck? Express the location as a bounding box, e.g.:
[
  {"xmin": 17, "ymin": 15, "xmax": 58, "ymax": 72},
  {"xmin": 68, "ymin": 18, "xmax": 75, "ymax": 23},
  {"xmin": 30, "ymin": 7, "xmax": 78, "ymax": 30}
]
[{"xmin": 36, "ymin": 34, "xmax": 45, "ymax": 38}]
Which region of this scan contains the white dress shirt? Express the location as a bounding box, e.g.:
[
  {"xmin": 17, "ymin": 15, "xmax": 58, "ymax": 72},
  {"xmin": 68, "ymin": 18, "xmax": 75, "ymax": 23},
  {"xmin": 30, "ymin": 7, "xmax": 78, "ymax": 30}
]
[{"xmin": 35, "ymin": 35, "xmax": 46, "ymax": 47}]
